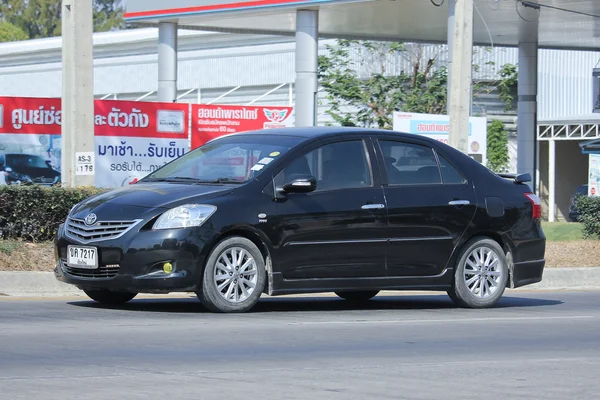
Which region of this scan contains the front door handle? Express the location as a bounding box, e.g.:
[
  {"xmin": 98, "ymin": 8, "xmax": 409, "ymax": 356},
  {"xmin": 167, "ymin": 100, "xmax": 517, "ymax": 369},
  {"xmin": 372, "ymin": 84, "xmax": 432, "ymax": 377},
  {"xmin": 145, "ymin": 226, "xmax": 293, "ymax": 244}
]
[
  {"xmin": 361, "ymin": 204, "xmax": 385, "ymax": 210},
  {"xmin": 448, "ymin": 200, "xmax": 470, "ymax": 206}
]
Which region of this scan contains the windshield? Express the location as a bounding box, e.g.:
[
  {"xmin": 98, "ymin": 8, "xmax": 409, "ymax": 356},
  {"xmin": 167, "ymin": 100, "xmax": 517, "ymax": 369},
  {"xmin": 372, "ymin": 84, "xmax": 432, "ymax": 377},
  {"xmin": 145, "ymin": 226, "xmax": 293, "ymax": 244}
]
[
  {"xmin": 6, "ymin": 154, "xmax": 50, "ymax": 169},
  {"xmin": 142, "ymin": 134, "xmax": 303, "ymax": 184}
]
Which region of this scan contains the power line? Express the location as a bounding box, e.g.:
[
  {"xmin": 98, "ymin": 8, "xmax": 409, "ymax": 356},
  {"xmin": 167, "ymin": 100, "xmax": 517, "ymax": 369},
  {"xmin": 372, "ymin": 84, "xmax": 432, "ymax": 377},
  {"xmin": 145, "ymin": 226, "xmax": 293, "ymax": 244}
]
[{"xmin": 518, "ymin": 1, "xmax": 600, "ymax": 19}]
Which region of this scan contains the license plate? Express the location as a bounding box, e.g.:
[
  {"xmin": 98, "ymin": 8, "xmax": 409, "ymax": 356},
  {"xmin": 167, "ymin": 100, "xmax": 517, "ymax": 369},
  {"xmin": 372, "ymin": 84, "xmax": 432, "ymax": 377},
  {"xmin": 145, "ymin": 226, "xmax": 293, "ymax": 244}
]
[{"xmin": 67, "ymin": 246, "xmax": 98, "ymax": 269}]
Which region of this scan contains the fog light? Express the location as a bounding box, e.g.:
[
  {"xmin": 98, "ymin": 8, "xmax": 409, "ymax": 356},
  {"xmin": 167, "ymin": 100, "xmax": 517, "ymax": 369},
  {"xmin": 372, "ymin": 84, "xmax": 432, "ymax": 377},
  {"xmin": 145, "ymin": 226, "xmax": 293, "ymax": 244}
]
[{"xmin": 163, "ymin": 262, "xmax": 173, "ymax": 274}]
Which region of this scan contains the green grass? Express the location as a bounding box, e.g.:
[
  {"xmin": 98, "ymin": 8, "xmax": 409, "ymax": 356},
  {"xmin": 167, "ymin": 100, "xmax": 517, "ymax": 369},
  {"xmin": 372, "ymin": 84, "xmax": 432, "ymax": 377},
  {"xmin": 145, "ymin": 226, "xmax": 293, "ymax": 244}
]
[
  {"xmin": 542, "ymin": 222, "xmax": 584, "ymax": 242},
  {"xmin": 0, "ymin": 240, "xmax": 24, "ymax": 256}
]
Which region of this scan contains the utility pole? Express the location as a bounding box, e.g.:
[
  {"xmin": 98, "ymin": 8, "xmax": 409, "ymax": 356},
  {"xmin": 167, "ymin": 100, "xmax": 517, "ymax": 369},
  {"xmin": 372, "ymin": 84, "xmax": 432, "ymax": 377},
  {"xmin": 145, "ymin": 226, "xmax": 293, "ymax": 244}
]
[
  {"xmin": 61, "ymin": 0, "xmax": 95, "ymax": 187},
  {"xmin": 446, "ymin": 0, "xmax": 455, "ymax": 114},
  {"xmin": 448, "ymin": 0, "xmax": 473, "ymax": 154}
]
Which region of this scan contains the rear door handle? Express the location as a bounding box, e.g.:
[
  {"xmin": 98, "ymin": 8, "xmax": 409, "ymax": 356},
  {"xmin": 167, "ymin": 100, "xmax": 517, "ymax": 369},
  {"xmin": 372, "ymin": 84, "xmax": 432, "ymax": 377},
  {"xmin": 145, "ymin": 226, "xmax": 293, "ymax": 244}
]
[
  {"xmin": 361, "ymin": 204, "xmax": 385, "ymax": 210},
  {"xmin": 448, "ymin": 200, "xmax": 470, "ymax": 206}
]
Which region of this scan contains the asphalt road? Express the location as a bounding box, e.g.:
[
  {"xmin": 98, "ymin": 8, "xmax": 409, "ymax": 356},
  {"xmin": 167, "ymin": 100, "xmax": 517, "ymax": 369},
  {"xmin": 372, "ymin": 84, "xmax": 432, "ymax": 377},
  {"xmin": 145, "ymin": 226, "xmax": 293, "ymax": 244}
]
[{"xmin": 1, "ymin": 290, "xmax": 599, "ymax": 400}]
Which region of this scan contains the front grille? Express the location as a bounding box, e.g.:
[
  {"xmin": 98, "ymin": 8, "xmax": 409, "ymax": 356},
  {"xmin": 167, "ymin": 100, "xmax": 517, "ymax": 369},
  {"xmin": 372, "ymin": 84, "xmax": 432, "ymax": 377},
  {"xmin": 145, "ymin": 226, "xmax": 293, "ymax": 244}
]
[
  {"xmin": 62, "ymin": 260, "xmax": 120, "ymax": 279},
  {"xmin": 66, "ymin": 218, "xmax": 142, "ymax": 243}
]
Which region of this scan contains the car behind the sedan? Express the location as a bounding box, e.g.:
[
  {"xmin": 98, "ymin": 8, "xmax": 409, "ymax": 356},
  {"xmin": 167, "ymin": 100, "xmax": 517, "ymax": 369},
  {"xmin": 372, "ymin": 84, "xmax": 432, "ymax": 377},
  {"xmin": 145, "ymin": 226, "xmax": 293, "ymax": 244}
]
[{"xmin": 55, "ymin": 127, "xmax": 545, "ymax": 313}]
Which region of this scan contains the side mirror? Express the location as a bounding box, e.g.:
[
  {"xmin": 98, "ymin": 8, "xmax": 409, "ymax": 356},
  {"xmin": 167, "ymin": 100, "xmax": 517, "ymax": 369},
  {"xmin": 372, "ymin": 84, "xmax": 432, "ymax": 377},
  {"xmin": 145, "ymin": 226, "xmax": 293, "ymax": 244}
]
[{"xmin": 282, "ymin": 174, "xmax": 317, "ymax": 193}]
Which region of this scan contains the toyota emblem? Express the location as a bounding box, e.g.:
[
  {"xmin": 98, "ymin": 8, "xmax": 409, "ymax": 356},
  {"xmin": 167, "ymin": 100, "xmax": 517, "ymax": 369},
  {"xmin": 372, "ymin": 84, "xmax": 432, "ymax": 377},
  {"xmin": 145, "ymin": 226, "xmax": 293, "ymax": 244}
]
[{"xmin": 84, "ymin": 213, "xmax": 97, "ymax": 226}]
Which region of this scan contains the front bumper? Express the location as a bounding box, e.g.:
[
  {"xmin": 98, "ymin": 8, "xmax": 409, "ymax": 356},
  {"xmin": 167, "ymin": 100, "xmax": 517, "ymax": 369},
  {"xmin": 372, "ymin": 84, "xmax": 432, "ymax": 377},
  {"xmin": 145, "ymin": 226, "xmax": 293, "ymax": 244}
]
[{"xmin": 54, "ymin": 223, "xmax": 219, "ymax": 294}]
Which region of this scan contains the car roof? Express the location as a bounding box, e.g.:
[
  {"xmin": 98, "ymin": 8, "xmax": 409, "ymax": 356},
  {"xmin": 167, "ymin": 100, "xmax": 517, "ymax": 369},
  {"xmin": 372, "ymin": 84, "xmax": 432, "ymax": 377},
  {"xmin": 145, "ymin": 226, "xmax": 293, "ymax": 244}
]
[{"xmin": 227, "ymin": 126, "xmax": 436, "ymax": 143}]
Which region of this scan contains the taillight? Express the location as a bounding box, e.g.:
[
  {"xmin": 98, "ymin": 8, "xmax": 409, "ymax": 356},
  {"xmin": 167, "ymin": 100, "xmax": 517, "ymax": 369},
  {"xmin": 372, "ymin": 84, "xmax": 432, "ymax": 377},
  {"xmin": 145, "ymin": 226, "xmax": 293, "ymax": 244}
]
[{"xmin": 525, "ymin": 193, "xmax": 542, "ymax": 220}]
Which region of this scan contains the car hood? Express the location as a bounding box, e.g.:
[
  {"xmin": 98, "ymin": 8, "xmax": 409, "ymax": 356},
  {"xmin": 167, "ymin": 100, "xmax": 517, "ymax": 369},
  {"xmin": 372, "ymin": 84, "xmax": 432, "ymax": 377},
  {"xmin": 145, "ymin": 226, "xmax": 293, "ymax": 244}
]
[
  {"xmin": 72, "ymin": 182, "xmax": 235, "ymax": 218},
  {"xmin": 9, "ymin": 166, "xmax": 59, "ymax": 178}
]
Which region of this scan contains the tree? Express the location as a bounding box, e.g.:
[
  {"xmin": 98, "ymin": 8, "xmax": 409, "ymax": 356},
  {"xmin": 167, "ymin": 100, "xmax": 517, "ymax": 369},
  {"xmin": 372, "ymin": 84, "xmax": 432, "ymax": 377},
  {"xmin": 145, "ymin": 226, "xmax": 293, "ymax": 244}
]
[
  {"xmin": 0, "ymin": 21, "xmax": 28, "ymax": 42},
  {"xmin": 93, "ymin": 0, "xmax": 125, "ymax": 32},
  {"xmin": 0, "ymin": 0, "xmax": 125, "ymax": 40},
  {"xmin": 318, "ymin": 40, "xmax": 448, "ymax": 129},
  {"xmin": 497, "ymin": 63, "xmax": 518, "ymax": 111},
  {"xmin": 486, "ymin": 119, "xmax": 510, "ymax": 173},
  {"xmin": 0, "ymin": 0, "xmax": 62, "ymax": 39},
  {"xmin": 319, "ymin": 40, "xmax": 518, "ymax": 129}
]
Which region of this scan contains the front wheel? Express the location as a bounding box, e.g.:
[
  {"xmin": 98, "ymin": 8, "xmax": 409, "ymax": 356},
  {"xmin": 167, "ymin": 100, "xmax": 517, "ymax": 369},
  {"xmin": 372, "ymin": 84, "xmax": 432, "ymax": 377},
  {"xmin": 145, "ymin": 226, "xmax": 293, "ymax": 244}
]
[
  {"xmin": 83, "ymin": 289, "xmax": 137, "ymax": 305},
  {"xmin": 335, "ymin": 290, "xmax": 380, "ymax": 302},
  {"xmin": 197, "ymin": 237, "xmax": 266, "ymax": 313},
  {"xmin": 447, "ymin": 237, "xmax": 508, "ymax": 308}
]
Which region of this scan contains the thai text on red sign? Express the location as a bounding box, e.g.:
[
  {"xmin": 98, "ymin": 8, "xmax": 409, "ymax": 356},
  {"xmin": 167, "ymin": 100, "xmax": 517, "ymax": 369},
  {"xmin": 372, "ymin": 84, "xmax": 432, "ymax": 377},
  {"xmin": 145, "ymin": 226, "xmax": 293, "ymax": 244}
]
[
  {"xmin": 0, "ymin": 97, "xmax": 189, "ymax": 139},
  {"xmin": 191, "ymin": 104, "xmax": 293, "ymax": 149}
]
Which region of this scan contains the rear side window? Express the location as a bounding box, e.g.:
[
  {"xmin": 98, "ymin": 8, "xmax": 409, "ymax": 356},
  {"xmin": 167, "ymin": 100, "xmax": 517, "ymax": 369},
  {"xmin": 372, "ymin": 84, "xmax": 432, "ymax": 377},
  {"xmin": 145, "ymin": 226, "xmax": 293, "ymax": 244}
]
[
  {"xmin": 438, "ymin": 154, "xmax": 467, "ymax": 184},
  {"xmin": 378, "ymin": 141, "xmax": 441, "ymax": 185}
]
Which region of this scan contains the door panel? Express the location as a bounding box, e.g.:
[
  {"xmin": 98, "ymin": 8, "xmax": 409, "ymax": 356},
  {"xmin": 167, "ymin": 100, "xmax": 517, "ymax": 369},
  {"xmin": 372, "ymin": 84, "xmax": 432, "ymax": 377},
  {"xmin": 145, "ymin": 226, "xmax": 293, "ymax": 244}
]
[
  {"xmin": 274, "ymin": 188, "xmax": 387, "ymax": 279},
  {"xmin": 271, "ymin": 138, "xmax": 388, "ymax": 280},
  {"xmin": 377, "ymin": 139, "xmax": 476, "ymax": 277}
]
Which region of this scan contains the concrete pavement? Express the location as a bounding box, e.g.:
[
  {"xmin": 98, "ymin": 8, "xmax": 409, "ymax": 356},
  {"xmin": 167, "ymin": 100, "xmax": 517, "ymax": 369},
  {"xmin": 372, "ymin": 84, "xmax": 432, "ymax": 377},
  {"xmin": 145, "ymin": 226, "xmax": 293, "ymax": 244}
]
[{"xmin": 0, "ymin": 291, "xmax": 599, "ymax": 399}]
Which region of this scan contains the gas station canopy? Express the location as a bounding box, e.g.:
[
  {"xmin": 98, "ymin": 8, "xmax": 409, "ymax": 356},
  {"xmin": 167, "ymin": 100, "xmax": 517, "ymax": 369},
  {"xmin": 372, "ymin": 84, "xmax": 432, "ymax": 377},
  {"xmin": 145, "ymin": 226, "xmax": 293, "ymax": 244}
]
[{"xmin": 125, "ymin": 0, "xmax": 600, "ymax": 50}]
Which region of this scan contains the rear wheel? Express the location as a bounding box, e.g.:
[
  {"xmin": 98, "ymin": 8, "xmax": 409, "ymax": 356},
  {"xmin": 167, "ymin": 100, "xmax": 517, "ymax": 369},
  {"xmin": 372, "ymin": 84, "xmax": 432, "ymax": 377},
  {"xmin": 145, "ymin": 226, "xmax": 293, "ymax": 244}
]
[
  {"xmin": 335, "ymin": 290, "xmax": 380, "ymax": 302},
  {"xmin": 83, "ymin": 289, "xmax": 137, "ymax": 305},
  {"xmin": 447, "ymin": 237, "xmax": 508, "ymax": 308},
  {"xmin": 197, "ymin": 237, "xmax": 266, "ymax": 313}
]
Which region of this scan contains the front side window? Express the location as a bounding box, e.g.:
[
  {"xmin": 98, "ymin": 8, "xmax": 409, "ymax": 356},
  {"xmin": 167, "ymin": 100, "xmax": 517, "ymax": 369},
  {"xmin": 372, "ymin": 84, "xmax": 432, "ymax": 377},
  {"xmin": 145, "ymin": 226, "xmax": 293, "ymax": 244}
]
[
  {"xmin": 143, "ymin": 135, "xmax": 302, "ymax": 184},
  {"xmin": 280, "ymin": 140, "xmax": 372, "ymax": 192},
  {"xmin": 378, "ymin": 140, "xmax": 441, "ymax": 185}
]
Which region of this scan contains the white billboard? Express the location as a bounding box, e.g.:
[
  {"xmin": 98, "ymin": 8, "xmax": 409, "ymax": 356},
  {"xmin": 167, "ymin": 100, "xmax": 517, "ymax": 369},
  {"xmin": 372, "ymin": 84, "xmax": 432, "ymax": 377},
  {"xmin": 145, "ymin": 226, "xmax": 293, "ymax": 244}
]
[{"xmin": 393, "ymin": 112, "xmax": 488, "ymax": 165}]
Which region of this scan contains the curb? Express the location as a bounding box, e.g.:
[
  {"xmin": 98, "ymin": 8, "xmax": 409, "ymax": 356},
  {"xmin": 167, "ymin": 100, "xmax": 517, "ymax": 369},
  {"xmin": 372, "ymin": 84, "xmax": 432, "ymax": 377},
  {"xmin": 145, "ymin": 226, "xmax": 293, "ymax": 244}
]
[
  {"xmin": 0, "ymin": 272, "xmax": 82, "ymax": 297},
  {"xmin": 524, "ymin": 267, "xmax": 600, "ymax": 291},
  {"xmin": 1, "ymin": 268, "xmax": 599, "ymax": 298}
]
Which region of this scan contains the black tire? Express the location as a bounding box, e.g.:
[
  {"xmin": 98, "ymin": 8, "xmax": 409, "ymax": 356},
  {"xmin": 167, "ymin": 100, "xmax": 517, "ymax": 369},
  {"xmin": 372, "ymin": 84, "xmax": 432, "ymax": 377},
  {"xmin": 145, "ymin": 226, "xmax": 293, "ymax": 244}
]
[
  {"xmin": 335, "ymin": 290, "xmax": 380, "ymax": 302},
  {"xmin": 447, "ymin": 237, "xmax": 508, "ymax": 308},
  {"xmin": 83, "ymin": 289, "xmax": 137, "ymax": 305},
  {"xmin": 197, "ymin": 236, "xmax": 266, "ymax": 313}
]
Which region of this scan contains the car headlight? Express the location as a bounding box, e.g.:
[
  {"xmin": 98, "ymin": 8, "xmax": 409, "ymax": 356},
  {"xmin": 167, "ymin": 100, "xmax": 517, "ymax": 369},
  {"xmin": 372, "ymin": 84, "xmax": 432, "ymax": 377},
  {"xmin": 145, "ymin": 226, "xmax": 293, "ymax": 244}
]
[{"xmin": 153, "ymin": 204, "xmax": 217, "ymax": 230}]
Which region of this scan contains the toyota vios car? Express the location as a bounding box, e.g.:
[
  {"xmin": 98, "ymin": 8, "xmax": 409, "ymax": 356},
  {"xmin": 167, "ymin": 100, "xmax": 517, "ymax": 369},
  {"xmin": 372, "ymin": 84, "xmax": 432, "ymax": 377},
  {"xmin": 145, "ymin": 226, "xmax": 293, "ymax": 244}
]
[{"xmin": 55, "ymin": 127, "xmax": 546, "ymax": 313}]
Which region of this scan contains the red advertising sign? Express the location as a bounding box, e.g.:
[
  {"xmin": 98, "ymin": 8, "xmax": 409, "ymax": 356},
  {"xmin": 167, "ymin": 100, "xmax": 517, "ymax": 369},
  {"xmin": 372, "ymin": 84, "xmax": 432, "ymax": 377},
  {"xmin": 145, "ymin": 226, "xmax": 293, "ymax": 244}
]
[
  {"xmin": 0, "ymin": 97, "xmax": 189, "ymax": 139},
  {"xmin": 94, "ymin": 100, "xmax": 188, "ymax": 138},
  {"xmin": 191, "ymin": 104, "xmax": 294, "ymax": 149},
  {"xmin": 0, "ymin": 96, "xmax": 62, "ymax": 135},
  {"xmin": 0, "ymin": 96, "xmax": 190, "ymax": 189}
]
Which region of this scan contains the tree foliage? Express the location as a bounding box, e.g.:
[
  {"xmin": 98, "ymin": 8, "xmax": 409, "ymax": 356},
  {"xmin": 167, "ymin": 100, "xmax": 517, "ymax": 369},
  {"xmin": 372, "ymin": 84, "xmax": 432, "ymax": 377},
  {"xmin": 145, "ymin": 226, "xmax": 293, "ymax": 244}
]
[
  {"xmin": 0, "ymin": 0, "xmax": 125, "ymax": 40},
  {"xmin": 92, "ymin": 0, "xmax": 125, "ymax": 32},
  {"xmin": 497, "ymin": 63, "xmax": 518, "ymax": 111},
  {"xmin": 318, "ymin": 40, "xmax": 448, "ymax": 129},
  {"xmin": 486, "ymin": 119, "xmax": 510, "ymax": 173},
  {"xmin": 0, "ymin": 21, "xmax": 28, "ymax": 42},
  {"xmin": 318, "ymin": 40, "xmax": 517, "ymax": 129}
]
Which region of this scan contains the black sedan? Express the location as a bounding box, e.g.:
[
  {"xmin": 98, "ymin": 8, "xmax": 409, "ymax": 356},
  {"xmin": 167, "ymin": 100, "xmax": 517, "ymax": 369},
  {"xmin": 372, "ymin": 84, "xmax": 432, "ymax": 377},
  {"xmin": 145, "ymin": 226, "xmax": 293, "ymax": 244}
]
[{"xmin": 54, "ymin": 127, "xmax": 546, "ymax": 313}]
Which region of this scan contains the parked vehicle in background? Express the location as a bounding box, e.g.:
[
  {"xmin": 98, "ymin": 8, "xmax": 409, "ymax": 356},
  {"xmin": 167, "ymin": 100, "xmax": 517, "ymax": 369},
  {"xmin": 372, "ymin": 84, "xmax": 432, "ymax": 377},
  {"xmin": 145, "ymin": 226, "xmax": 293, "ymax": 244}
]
[
  {"xmin": 0, "ymin": 153, "xmax": 60, "ymax": 186},
  {"xmin": 54, "ymin": 127, "xmax": 546, "ymax": 313},
  {"xmin": 568, "ymin": 184, "xmax": 589, "ymax": 222}
]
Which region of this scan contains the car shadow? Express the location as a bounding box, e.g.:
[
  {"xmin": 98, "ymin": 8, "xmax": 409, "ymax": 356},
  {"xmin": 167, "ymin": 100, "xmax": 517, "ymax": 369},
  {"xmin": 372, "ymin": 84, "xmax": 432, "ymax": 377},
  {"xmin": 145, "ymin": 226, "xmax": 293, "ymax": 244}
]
[{"xmin": 66, "ymin": 293, "xmax": 563, "ymax": 314}]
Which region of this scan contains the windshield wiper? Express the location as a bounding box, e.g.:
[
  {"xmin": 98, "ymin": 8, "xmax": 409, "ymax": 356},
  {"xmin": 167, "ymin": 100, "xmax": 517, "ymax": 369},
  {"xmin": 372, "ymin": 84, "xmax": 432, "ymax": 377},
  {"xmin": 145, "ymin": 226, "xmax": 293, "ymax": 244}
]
[
  {"xmin": 210, "ymin": 177, "xmax": 244, "ymax": 184},
  {"xmin": 141, "ymin": 177, "xmax": 167, "ymax": 182}
]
